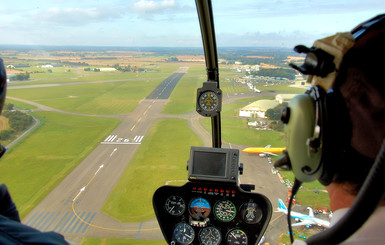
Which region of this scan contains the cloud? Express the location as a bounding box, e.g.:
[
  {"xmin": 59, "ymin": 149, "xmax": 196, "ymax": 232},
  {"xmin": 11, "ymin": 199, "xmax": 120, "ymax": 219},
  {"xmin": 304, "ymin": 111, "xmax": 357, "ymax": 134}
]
[
  {"xmin": 132, "ymin": 0, "xmax": 178, "ymax": 13},
  {"xmin": 36, "ymin": 6, "xmax": 124, "ymax": 25},
  {"xmin": 216, "ymin": 31, "xmax": 319, "ymax": 48},
  {"xmin": 130, "ymin": 0, "xmax": 190, "ymax": 20}
]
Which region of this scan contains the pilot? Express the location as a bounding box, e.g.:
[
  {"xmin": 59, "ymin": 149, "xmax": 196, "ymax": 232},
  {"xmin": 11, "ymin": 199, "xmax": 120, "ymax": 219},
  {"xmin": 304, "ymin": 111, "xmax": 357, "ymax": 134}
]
[
  {"xmin": 0, "ymin": 60, "xmax": 69, "ymax": 244},
  {"xmin": 285, "ymin": 15, "xmax": 385, "ymax": 244}
]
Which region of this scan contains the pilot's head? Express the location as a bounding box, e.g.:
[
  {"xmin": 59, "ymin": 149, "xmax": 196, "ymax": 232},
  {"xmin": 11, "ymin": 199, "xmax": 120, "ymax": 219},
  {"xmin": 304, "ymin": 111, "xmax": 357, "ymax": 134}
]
[
  {"xmin": 278, "ymin": 14, "xmax": 385, "ymax": 192},
  {"xmin": 329, "ymin": 18, "xmax": 385, "ymax": 191},
  {"xmin": 0, "ymin": 59, "xmax": 7, "ymax": 158}
]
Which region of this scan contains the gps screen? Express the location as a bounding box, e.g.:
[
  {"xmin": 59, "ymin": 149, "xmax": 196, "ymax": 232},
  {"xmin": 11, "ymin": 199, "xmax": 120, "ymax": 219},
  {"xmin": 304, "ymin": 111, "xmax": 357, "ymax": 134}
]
[{"xmin": 192, "ymin": 151, "xmax": 226, "ymax": 177}]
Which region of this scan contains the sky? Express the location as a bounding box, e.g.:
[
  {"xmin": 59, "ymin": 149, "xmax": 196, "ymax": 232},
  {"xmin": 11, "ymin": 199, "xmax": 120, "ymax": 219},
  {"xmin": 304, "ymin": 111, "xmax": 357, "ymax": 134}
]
[{"xmin": 0, "ymin": 0, "xmax": 384, "ymax": 48}]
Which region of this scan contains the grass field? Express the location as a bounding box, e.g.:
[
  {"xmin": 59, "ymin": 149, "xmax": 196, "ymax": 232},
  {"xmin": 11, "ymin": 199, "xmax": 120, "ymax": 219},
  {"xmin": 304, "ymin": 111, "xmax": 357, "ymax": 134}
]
[
  {"xmin": 161, "ymin": 76, "xmax": 204, "ymax": 115},
  {"xmin": 6, "ymin": 99, "xmax": 38, "ymax": 110},
  {"xmin": 279, "ymin": 170, "xmax": 329, "ymax": 208},
  {"xmin": 0, "ymin": 111, "xmax": 120, "ymax": 218},
  {"xmin": 8, "ymin": 79, "xmax": 165, "ymax": 115},
  {"xmin": 201, "ymin": 116, "xmax": 285, "ymax": 147},
  {"xmin": 102, "ymin": 118, "xmax": 202, "ymax": 222}
]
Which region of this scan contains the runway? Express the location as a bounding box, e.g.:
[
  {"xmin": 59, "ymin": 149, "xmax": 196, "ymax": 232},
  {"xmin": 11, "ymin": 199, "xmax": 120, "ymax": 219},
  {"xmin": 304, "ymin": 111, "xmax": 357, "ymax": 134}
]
[
  {"xmin": 22, "ymin": 68, "xmax": 189, "ymax": 243},
  {"xmin": 21, "ymin": 66, "xmax": 288, "ymax": 244}
]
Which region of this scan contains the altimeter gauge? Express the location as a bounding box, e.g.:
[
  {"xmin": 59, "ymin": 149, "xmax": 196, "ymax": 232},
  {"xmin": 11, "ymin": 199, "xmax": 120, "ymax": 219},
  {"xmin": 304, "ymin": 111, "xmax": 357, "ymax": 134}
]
[
  {"xmin": 165, "ymin": 195, "xmax": 185, "ymax": 216},
  {"xmin": 196, "ymin": 81, "xmax": 222, "ymax": 117}
]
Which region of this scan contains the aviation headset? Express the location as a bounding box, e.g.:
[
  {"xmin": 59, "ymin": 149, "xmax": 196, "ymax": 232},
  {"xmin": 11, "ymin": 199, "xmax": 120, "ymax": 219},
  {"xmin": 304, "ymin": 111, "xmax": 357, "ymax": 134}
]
[
  {"xmin": 0, "ymin": 59, "xmax": 7, "ymax": 158},
  {"xmin": 275, "ymin": 14, "xmax": 385, "ymax": 186}
]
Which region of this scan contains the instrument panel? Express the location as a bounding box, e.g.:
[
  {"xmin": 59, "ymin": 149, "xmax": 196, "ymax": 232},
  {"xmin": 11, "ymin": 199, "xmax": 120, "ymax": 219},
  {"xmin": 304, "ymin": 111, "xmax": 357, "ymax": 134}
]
[{"xmin": 153, "ymin": 181, "xmax": 272, "ymax": 245}]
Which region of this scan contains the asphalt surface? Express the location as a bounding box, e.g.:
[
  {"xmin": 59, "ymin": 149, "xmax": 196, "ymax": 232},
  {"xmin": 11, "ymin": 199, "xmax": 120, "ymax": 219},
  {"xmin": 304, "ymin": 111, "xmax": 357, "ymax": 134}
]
[{"xmin": 20, "ymin": 67, "xmax": 288, "ymax": 244}]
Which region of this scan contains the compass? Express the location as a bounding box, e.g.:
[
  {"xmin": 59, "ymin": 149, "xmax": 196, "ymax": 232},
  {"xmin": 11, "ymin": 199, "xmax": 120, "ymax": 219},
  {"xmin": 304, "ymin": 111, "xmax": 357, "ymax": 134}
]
[
  {"xmin": 196, "ymin": 81, "xmax": 222, "ymax": 117},
  {"xmin": 199, "ymin": 91, "xmax": 219, "ymax": 112}
]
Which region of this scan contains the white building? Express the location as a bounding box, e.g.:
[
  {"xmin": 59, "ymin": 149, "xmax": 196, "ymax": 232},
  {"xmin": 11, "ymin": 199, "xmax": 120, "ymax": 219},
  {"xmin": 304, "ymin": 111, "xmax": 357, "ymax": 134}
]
[
  {"xmin": 239, "ymin": 100, "xmax": 279, "ymax": 118},
  {"xmin": 99, "ymin": 68, "xmax": 117, "ymax": 72}
]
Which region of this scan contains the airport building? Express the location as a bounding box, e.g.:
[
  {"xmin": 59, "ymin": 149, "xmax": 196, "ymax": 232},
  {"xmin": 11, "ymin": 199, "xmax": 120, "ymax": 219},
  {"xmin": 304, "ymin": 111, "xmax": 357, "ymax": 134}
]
[
  {"xmin": 239, "ymin": 94, "xmax": 297, "ymax": 118},
  {"xmin": 239, "ymin": 99, "xmax": 279, "ymax": 118}
]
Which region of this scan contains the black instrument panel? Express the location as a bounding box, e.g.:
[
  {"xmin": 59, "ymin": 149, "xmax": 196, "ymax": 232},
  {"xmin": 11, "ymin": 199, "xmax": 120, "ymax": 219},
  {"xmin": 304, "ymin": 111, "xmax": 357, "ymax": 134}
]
[{"xmin": 153, "ymin": 181, "xmax": 272, "ymax": 245}]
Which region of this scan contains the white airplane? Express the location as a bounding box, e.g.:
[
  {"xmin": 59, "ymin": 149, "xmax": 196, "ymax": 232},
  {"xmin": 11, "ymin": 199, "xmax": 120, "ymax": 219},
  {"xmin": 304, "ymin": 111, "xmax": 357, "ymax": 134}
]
[
  {"xmin": 277, "ymin": 199, "xmax": 330, "ymax": 228},
  {"xmin": 254, "ymin": 88, "xmax": 261, "ymax": 93}
]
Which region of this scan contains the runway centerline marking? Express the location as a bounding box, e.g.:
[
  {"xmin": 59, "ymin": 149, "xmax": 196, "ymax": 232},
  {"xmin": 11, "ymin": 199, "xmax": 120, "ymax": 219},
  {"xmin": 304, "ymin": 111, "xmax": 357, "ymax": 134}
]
[{"xmin": 71, "ymin": 163, "xmax": 160, "ymax": 232}]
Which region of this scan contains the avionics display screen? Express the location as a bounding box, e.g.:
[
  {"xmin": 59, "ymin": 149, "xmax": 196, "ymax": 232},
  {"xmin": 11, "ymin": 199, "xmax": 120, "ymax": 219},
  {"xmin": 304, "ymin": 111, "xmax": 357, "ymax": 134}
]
[
  {"xmin": 188, "ymin": 146, "xmax": 239, "ymax": 183},
  {"xmin": 192, "ymin": 151, "xmax": 226, "ymax": 177}
]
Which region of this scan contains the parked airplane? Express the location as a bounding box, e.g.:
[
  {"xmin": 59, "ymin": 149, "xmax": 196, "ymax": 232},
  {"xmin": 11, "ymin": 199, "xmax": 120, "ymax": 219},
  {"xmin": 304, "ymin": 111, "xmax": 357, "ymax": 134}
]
[
  {"xmin": 277, "ymin": 199, "xmax": 330, "ymax": 228},
  {"xmin": 242, "ymin": 145, "xmax": 286, "ymax": 157}
]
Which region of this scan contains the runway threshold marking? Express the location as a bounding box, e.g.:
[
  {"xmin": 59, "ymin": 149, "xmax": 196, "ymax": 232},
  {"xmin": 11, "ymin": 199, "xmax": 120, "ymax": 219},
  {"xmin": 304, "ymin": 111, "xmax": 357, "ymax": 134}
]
[{"xmin": 101, "ymin": 135, "xmax": 144, "ymax": 144}]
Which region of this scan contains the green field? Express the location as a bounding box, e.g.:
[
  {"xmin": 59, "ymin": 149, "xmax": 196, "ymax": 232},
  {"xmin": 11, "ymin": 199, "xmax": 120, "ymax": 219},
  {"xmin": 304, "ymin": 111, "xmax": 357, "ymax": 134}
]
[
  {"xmin": 0, "ymin": 111, "xmax": 120, "ymax": 217},
  {"xmin": 8, "ymin": 79, "xmax": 164, "ymax": 115},
  {"xmin": 102, "ymin": 118, "xmax": 202, "ymax": 222},
  {"xmin": 1, "ymin": 55, "xmax": 315, "ymax": 245},
  {"xmin": 2, "ymin": 63, "xmax": 304, "ymax": 219}
]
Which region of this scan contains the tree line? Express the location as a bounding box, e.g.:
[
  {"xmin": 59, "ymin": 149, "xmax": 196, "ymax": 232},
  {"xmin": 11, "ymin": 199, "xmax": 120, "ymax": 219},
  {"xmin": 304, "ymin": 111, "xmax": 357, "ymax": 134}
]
[
  {"xmin": 265, "ymin": 102, "xmax": 288, "ymax": 132},
  {"xmin": 250, "ymin": 68, "xmax": 297, "ymax": 80},
  {"xmin": 0, "ymin": 104, "xmax": 33, "ymax": 141},
  {"xmin": 9, "ymin": 73, "xmax": 30, "ymax": 81}
]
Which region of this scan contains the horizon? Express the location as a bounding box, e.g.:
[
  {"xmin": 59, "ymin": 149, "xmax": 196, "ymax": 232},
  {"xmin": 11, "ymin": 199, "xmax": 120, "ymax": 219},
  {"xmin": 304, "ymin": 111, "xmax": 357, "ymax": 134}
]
[{"xmin": 1, "ymin": 1, "xmax": 384, "ymax": 48}]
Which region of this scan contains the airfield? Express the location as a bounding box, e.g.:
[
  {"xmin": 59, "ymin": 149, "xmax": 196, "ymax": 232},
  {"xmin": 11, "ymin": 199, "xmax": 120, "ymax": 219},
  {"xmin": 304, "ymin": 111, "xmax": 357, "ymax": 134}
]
[
  {"xmin": 1, "ymin": 49, "xmax": 311, "ymax": 244},
  {"xmin": 15, "ymin": 70, "xmax": 287, "ymax": 244}
]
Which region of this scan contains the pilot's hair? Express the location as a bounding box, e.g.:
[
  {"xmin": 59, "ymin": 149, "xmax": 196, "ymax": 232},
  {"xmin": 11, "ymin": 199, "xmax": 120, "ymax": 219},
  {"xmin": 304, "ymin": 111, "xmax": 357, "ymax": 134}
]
[{"xmin": 331, "ymin": 17, "xmax": 385, "ymax": 194}]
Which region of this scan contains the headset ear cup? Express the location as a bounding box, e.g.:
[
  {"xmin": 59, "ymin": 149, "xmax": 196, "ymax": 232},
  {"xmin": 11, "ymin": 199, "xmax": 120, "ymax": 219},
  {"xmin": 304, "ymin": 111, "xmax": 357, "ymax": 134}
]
[
  {"xmin": 283, "ymin": 88, "xmax": 323, "ymax": 183},
  {"xmin": 318, "ymin": 89, "xmax": 351, "ymax": 185},
  {"xmin": 318, "ymin": 90, "xmax": 333, "ymax": 185}
]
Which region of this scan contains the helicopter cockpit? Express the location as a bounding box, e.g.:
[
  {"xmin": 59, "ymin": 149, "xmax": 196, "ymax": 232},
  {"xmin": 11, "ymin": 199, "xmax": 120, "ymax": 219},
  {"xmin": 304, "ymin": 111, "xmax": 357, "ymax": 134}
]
[
  {"xmin": 152, "ymin": 1, "xmax": 385, "ymax": 245},
  {"xmin": 153, "ymin": 147, "xmax": 272, "ymax": 245}
]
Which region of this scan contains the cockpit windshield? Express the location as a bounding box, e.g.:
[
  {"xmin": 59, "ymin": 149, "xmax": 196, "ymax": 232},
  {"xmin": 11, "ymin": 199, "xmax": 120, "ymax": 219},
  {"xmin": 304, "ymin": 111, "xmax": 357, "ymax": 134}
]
[{"xmin": 0, "ymin": 1, "xmax": 383, "ymax": 245}]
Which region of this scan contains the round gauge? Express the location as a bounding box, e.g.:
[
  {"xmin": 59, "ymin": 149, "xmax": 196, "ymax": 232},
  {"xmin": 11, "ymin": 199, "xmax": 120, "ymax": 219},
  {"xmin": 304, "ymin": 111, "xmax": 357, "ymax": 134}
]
[
  {"xmin": 199, "ymin": 226, "xmax": 222, "ymax": 245},
  {"xmin": 226, "ymin": 229, "xmax": 248, "ymax": 245},
  {"xmin": 214, "ymin": 200, "xmax": 236, "ymax": 222},
  {"xmin": 240, "ymin": 202, "xmax": 263, "ymax": 224},
  {"xmin": 165, "ymin": 195, "xmax": 185, "ymax": 216},
  {"xmin": 189, "ymin": 197, "xmax": 211, "ymax": 219},
  {"xmin": 173, "ymin": 222, "xmax": 195, "ymax": 245},
  {"xmin": 198, "ymin": 91, "xmax": 219, "ymax": 112}
]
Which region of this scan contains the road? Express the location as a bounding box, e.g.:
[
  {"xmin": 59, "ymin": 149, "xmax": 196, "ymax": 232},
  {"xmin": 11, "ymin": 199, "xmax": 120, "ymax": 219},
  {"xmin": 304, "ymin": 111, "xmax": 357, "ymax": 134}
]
[{"xmin": 19, "ymin": 67, "xmax": 288, "ymax": 244}]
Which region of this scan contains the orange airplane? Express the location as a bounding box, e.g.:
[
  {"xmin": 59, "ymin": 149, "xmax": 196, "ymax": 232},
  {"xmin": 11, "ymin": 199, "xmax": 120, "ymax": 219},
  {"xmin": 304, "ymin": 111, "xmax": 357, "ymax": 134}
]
[{"xmin": 242, "ymin": 145, "xmax": 286, "ymax": 157}]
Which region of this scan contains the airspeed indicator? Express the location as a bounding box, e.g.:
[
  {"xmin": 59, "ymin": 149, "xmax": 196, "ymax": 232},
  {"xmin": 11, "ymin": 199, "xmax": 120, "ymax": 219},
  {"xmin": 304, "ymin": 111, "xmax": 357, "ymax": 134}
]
[{"xmin": 214, "ymin": 200, "xmax": 236, "ymax": 222}]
